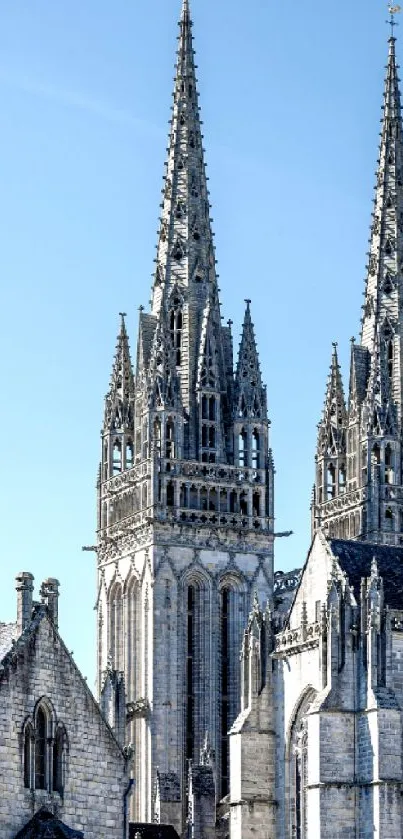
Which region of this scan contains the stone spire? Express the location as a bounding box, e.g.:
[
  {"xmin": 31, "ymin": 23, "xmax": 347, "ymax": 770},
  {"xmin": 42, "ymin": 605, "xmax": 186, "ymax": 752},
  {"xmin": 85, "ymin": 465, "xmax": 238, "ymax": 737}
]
[
  {"xmin": 317, "ymin": 344, "xmax": 347, "ymax": 459},
  {"xmin": 151, "ymin": 0, "xmax": 216, "ymax": 317},
  {"xmin": 361, "ymin": 35, "xmax": 403, "ymax": 420},
  {"xmin": 103, "ymin": 313, "xmax": 135, "ymax": 432},
  {"xmin": 313, "ymin": 35, "xmax": 403, "ymax": 543},
  {"xmin": 234, "ymin": 300, "xmax": 267, "ymax": 420}
]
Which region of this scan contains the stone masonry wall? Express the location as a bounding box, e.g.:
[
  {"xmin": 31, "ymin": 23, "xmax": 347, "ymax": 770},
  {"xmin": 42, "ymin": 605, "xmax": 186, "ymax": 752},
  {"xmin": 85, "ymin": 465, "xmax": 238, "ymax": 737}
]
[{"xmin": 0, "ymin": 613, "xmax": 127, "ymax": 838}]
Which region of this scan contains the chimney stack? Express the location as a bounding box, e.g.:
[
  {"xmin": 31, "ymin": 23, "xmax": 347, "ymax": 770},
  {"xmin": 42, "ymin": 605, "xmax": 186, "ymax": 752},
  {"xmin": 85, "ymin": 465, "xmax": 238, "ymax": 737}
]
[
  {"xmin": 40, "ymin": 578, "xmax": 60, "ymax": 629},
  {"xmin": 15, "ymin": 572, "xmax": 34, "ymax": 633}
]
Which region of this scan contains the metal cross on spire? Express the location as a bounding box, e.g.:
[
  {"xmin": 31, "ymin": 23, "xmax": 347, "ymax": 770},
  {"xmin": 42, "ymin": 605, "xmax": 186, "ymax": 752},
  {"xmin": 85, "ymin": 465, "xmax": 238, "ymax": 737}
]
[{"xmin": 387, "ymin": 5, "xmax": 401, "ymax": 36}]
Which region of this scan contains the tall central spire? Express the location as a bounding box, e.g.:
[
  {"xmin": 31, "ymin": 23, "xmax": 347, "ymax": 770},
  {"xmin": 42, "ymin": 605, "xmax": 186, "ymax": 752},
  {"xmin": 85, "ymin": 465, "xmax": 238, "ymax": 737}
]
[{"xmin": 151, "ymin": 0, "xmax": 216, "ymax": 316}]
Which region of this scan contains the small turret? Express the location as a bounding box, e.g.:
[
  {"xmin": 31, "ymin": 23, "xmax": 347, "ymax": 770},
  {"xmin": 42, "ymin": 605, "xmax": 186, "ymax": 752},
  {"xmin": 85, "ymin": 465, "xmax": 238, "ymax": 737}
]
[
  {"xmin": 314, "ymin": 344, "xmax": 347, "ymax": 534},
  {"xmin": 101, "ymin": 314, "xmax": 135, "ymax": 483}
]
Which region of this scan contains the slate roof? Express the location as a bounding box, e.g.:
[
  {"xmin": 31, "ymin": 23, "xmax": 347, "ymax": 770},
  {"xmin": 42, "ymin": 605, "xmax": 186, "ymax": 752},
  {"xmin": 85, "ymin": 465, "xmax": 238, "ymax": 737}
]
[
  {"xmin": 129, "ymin": 826, "xmax": 180, "ymax": 839},
  {"xmin": 14, "ymin": 807, "xmax": 83, "ymax": 838},
  {"xmin": 0, "ymin": 621, "xmax": 18, "ymax": 662},
  {"xmin": 330, "ymin": 539, "xmax": 403, "ymax": 609}
]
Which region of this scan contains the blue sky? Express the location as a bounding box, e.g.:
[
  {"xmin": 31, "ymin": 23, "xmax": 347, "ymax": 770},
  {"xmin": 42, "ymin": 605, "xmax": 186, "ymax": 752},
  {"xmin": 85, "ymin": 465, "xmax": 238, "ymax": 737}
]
[{"xmin": 0, "ymin": 0, "xmax": 393, "ymax": 686}]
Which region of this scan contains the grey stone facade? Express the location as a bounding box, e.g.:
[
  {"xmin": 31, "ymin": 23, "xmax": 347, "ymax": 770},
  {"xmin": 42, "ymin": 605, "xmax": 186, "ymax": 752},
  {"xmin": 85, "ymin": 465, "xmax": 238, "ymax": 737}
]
[
  {"xmin": 96, "ymin": 0, "xmax": 274, "ymax": 831},
  {"xmin": 0, "ymin": 572, "xmax": 128, "ymax": 839}
]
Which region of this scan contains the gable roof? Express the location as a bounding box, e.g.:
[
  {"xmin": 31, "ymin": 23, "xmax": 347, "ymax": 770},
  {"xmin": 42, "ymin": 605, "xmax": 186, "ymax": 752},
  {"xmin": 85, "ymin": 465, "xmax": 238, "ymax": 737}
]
[
  {"xmin": 0, "ymin": 603, "xmax": 125, "ymax": 760},
  {"xmin": 0, "ymin": 621, "xmax": 18, "ymax": 662},
  {"xmin": 14, "ymin": 807, "xmax": 83, "ymax": 838},
  {"xmin": 329, "ymin": 538, "xmax": 403, "ymax": 610}
]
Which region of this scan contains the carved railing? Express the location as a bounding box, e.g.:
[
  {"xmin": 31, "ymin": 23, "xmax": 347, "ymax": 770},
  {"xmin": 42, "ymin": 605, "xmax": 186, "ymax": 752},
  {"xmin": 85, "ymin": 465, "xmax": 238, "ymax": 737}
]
[
  {"xmin": 275, "ymin": 620, "xmax": 321, "ymax": 654},
  {"xmin": 320, "ymin": 487, "xmax": 367, "ymax": 516}
]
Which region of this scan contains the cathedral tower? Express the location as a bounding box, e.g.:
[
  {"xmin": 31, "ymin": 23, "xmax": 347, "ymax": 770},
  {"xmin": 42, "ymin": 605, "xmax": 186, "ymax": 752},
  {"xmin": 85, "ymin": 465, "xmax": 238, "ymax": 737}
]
[
  {"xmin": 313, "ymin": 33, "xmax": 403, "ymax": 545},
  {"xmin": 96, "ymin": 1, "xmax": 274, "ymax": 830}
]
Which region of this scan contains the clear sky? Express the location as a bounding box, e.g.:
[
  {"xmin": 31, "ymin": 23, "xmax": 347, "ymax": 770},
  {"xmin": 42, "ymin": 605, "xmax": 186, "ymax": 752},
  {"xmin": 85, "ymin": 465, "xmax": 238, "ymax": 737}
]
[{"xmin": 0, "ymin": 0, "xmax": 394, "ymax": 687}]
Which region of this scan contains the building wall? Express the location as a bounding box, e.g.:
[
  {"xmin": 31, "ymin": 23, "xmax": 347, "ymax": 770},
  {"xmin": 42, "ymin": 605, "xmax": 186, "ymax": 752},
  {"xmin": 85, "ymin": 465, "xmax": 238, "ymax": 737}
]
[{"xmin": 0, "ymin": 614, "xmax": 127, "ymax": 839}]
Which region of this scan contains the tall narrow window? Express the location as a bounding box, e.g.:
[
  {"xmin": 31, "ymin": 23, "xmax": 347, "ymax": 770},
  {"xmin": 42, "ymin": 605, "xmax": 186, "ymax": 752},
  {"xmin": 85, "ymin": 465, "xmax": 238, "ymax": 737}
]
[
  {"xmin": 166, "ymin": 420, "xmax": 175, "ymax": 459},
  {"xmin": 110, "ymin": 585, "xmax": 123, "ymax": 671},
  {"xmin": 388, "ymin": 339, "xmax": 393, "ymax": 382},
  {"xmin": 186, "ymin": 586, "xmax": 196, "ymax": 761},
  {"xmin": 166, "ymin": 481, "xmax": 175, "ymax": 507},
  {"xmin": 154, "ymin": 419, "xmax": 161, "ymax": 456},
  {"xmin": 238, "ymin": 429, "xmax": 248, "ymax": 467},
  {"xmin": 339, "ymin": 465, "xmax": 346, "ymax": 493},
  {"xmin": 170, "ymin": 296, "xmax": 183, "ymax": 366},
  {"xmin": 53, "ymin": 727, "xmax": 65, "ymax": 795},
  {"xmin": 24, "ymin": 724, "xmax": 32, "ymax": 788},
  {"xmin": 252, "ymin": 430, "xmax": 260, "ymax": 469},
  {"xmin": 113, "ymin": 441, "xmax": 122, "ymax": 475},
  {"xmin": 126, "ymin": 439, "xmax": 134, "ymax": 469},
  {"xmin": 221, "ymin": 588, "xmax": 230, "ymax": 798},
  {"xmin": 385, "ymin": 444, "xmax": 394, "ymax": 484},
  {"xmin": 326, "ymin": 464, "xmax": 336, "ymax": 499},
  {"xmin": 35, "ymin": 707, "xmax": 47, "ymax": 790}
]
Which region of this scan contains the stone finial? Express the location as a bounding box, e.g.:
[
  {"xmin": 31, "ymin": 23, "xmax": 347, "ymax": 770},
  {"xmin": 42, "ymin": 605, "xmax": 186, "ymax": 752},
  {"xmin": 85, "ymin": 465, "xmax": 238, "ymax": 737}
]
[
  {"xmin": 15, "ymin": 572, "xmax": 34, "ymax": 634},
  {"xmin": 40, "ymin": 578, "xmax": 60, "ymax": 628}
]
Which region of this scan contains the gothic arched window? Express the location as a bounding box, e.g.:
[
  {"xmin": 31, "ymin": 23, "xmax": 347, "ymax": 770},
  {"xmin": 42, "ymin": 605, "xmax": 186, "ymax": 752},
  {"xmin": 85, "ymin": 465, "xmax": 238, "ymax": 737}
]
[
  {"xmin": 110, "ymin": 583, "xmax": 123, "ymax": 671},
  {"xmin": 35, "ymin": 707, "xmax": 47, "ymax": 790},
  {"xmin": 238, "ymin": 429, "xmax": 248, "ymax": 468},
  {"xmin": 154, "ymin": 419, "xmax": 161, "ymax": 456},
  {"xmin": 385, "ymin": 444, "xmax": 394, "ymax": 484},
  {"xmin": 53, "ymin": 725, "xmax": 67, "ymax": 795},
  {"xmin": 23, "ymin": 722, "xmax": 33, "ymax": 789},
  {"xmin": 126, "ymin": 439, "xmax": 134, "ymax": 469},
  {"xmin": 186, "ymin": 585, "xmax": 196, "ymax": 762},
  {"xmin": 252, "ymin": 429, "xmax": 260, "ymax": 469},
  {"xmin": 113, "ymin": 440, "xmax": 122, "ymax": 475},
  {"xmin": 170, "ymin": 296, "xmax": 183, "ymax": 366},
  {"xmin": 326, "ymin": 464, "xmax": 336, "ymax": 499},
  {"xmin": 387, "ymin": 339, "xmax": 393, "ymax": 382},
  {"xmin": 166, "ymin": 419, "xmax": 175, "ymax": 459},
  {"xmin": 339, "ymin": 465, "xmax": 346, "ymax": 493}
]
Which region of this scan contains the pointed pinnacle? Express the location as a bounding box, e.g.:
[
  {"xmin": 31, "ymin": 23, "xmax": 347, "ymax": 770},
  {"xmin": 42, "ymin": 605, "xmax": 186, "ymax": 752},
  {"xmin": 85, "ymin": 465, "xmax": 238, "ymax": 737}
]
[{"xmin": 181, "ymin": 0, "xmax": 191, "ymax": 22}]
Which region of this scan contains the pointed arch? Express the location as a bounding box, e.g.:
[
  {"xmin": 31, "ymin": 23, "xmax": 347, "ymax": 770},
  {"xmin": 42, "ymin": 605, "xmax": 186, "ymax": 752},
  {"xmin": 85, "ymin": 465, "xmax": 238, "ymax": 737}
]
[
  {"xmin": 286, "ymin": 687, "xmax": 317, "ymax": 839},
  {"xmin": 109, "ymin": 580, "xmax": 123, "ymax": 671}
]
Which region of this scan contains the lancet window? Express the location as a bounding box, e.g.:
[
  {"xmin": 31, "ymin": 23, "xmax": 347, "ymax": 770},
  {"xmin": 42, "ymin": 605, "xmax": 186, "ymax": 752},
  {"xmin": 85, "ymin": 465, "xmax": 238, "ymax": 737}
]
[
  {"xmin": 200, "ymin": 393, "xmax": 218, "ymax": 463},
  {"xmin": 109, "ymin": 583, "xmax": 123, "ymax": 671},
  {"xmin": 238, "ymin": 429, "xmax": 248, "ymax": 468},
  {"xmin": 113, "ymin": 440, "xmax": 122, "ymax": 475},
  {"xmin": 186, "ymin": 585, "xmax": 196, "ymax": 761},
  {"xmin": 166, "ymin": 419, "xmax": 175, "ymax": 459},
  {"xmin": 326, "ymin": 464, "xmax": 336, "ymax": 499},
  {"xmin": 252, "ymin": 429, "xmax": 260, "ymax": 469},
  {"xmin": 126, "ymin": 439, "xmax": 134, "ymax": 469},
  {"xmin": 385, "ymin": 444, "xmax": 394, "ymax": 484},
  {"xmin": 220, "ymin": 587, "xmax": 230, "ymax": 798},
  {"xmin": 170, "ymin": 295, "xmax": 183, "ymax": 366}
]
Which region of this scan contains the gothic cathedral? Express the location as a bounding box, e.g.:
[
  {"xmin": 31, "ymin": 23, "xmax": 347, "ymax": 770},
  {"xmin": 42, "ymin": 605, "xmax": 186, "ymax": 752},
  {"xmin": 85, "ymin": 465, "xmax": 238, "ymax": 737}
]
[{"xmin": 96, "ymin": 1, "xmax": 274, "ymax": 831}]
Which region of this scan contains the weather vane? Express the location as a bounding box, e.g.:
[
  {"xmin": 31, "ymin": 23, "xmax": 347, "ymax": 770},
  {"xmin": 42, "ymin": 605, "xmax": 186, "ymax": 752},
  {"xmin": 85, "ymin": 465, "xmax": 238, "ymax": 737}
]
[{"xmin": 387, "ymin": 5, "xmax": 402, "ymax": 35}]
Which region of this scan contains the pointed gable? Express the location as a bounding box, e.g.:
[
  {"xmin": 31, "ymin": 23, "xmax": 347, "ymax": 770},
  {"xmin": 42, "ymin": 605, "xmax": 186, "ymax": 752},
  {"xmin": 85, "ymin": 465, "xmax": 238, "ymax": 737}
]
[
  {"xmin": 317, "ymin": 344, "xmax": 347, "ymax": 457},
  {"xmin": 104, "ymin": 314, "xmax": 135, "ymax": 432},
  {"xmin": 234, "ymin": 301, "xmax": 267, "ymax": 419}
]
